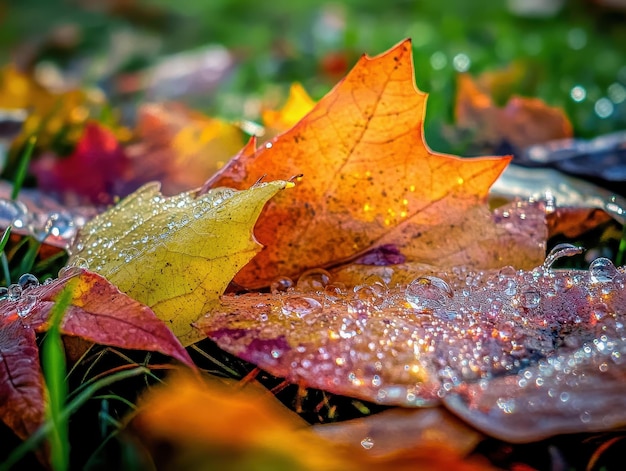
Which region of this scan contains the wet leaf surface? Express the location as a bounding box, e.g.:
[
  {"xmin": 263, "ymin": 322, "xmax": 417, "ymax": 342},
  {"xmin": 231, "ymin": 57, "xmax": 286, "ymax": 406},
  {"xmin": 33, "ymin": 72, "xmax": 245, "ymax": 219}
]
[
  {"xmin": 69, "ymin": 180, "xmax": 292, "ymax": 345},
  {"xmin": 206, "ymin": 39, "xmax": 546, "ymax": 289},
  {"xmin": 196, "ymin": 253, "xmax": 626, "ymax": 441}
]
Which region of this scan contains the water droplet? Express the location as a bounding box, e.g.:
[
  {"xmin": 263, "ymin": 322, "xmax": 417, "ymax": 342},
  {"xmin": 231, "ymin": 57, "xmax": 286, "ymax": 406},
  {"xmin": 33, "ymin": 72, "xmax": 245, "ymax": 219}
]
[
  {"xmin": 504, "ymin": 279, "xmax": 517, "ymax": 296},
  {"xmin": 281, "ymin": 296, "xmax": 322, "ymax": 317},
  {"xmin": 323, "ymin": 282, "xmax": 346, "ymax": 301},
  {"xmin": 498, "ymin": 266, "xmax": 517, "ymax": 279},
  {"xmin": 296, "ymin": 268, "xmax": 331, "ymax": 292},
  {"xmin": 46, "ymin": 212, "xmax": 76, "ymax": 240},
  {"xmin": 360, "ymin": 436, "xmax": 374, "ymax": 450},
  {"xmin": 589, "ymin": 257, "xmax": 618, "ymax": 284},
  {"xmin": 353, "ymin": 282, "xmax": 386, "ymax": 309},
  {"xmin": 0, "ymin": 286, "xmax": 8, "ymax": 300},
  {"xmin": 270, "ymin": 276, "xmax": 294, "ymax": 294},
  {"xmin": 7, "ymin": 284, "xmax": 22, "ymax": 301},
  {"xmin": 405, "ymin": 276, "xmax": 453, "ymax": 311},
  {"xmin": 520, "ymin": 289, "xmax": 541, "ymax": 309},
  {"xmin": 16, "ymin": 294, "xmax": 37, "ymax": 318},
  {"xmin": 270, "ymin": 348, "xmax": 282, "ymax": 359},
  {"xmin": 543, "ymin": 243, "xmax": 584, "ymax": 270},
  {"xmin": 0, "ymin": 198, "xmax": 28, "ymax": 227},
  {"xmin": 18, "ymin": 273, "xmax": 39, "ymax": 291}
]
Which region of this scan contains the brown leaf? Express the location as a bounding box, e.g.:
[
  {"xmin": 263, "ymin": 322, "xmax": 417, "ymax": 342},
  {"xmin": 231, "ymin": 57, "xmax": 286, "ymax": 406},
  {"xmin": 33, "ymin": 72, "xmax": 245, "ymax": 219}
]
[
  {"xmin": 455, "ymin": 72, "xmax": 573, "ymax": 150},
  {"xmin": 206, "ymin": 39, "xmax": 546, "ymax": 289}
]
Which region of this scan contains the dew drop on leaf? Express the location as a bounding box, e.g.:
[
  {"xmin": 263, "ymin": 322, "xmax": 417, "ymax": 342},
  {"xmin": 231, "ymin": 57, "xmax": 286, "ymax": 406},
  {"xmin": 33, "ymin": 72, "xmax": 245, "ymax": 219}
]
[
  {"xmin": 0, "ymin": 286, "xmax": 8, "ymax": 300},
  {"xmin": 543, "ymin": 243, "xmax": 584, "ymax": 270},
  {"xmin": 16, "ymin": 294, "xmax": 37, "ymax": 318},
  {"xmin": 18, "ymin": 273, "xmax": 39, "ymax": 291},
  {"xmin": 281, "ymin": 296, "xmax": 323, "ymax": 317},
  {"xmin": 520, "ymin": 289, "xmax": 541, "ymax": 309},
  {"xmin": 46, "ymin": 212, "xmax": 76, "ymax": 239},
  {"xmin": 360, "ymin": 436, "xmax": 374, "ymax": 449},
  {"xmin": 7, "ymin": 284, "xmax": 22, "ymax": 301},
  {"xmin": 296, "ymin": 268, "xmax": 332, "ymax": 292},
  {"xmin": 405, "ymin": 276, "xmax": 453, "ymax": 310},
  {"xmin": 270, "ymin": 276, "xmax": 294, "ymax": 294},
  {"xmin": 589, "ymin": 257, "xmax": 618, "ymax": 284}
]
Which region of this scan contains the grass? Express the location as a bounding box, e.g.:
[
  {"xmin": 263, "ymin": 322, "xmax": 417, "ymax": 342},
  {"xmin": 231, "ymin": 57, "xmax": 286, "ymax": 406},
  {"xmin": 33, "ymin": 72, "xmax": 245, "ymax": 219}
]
[{"xmin": 42, "ymin": 286, "xmax": 73, "ymax": 471}]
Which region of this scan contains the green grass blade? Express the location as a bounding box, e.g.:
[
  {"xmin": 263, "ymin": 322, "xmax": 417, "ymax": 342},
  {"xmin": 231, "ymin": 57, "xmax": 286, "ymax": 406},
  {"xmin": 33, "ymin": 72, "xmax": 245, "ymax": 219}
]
[
  {"xmin": 11, "ymin": 136, "xmax": 36, "ymax": 201},
  {"xmin": 42, "ymin": 286, "xmax": 73, "ymax": 471},
  {"xmin": 0, "ymin": 366, "xmax": 150, "ymax": 471}
]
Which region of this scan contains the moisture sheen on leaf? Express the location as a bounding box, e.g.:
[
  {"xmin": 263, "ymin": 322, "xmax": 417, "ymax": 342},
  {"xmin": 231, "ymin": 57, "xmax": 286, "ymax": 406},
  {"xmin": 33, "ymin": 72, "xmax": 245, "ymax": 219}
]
[
  {"xmin": 0, "ymin": 269, "xmax": 193, "ymax": 441},
  {"xmin": 69, "ymin": 180, "xmax": 292, "ymax": 345},
  {"xmin": 196, "ymin": 255, "xmax": 626, "ymax": 441},
  {"xmin": 205, "ymin": 39, "xmax": 546, "ymax": 288}
]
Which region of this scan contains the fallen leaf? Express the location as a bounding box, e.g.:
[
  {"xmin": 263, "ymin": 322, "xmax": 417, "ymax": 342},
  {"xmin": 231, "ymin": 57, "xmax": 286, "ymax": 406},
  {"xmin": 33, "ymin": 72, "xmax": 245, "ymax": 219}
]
[
  {"xmin": 0, "ymin": 180, "xmax": 97, "ymax": 250},
  {"xmin": 68, "ymin": 180, "xmax": 292, "ymax": 345},
  {"xmin": 195, "ymin": 253, "xmax": 626, "ymax": 440},
  {"xmin": 129, "ymin": 372, "xmax": 495, "ymax": 471},
  {"xmin": 490, "ymin": 164, "xmax": 623, "ymax": 237},
  {"xmin": 30, "ymin": 121, "xmax": 132, "ymax": 205},
  {"xmin": 206, "ymin": 39, "xmax": 546, "ymax": 289},
  {"xmin": 0, "ymin": 269, "xmax": 193, "ymax": 441},
  {"xmin": 262, "ymin": 82, "xmax": 316, "ymax": 133},
  {"xmin": 312, "ymin": 406, "xmax": 483, "ymax": 458},
  {"xmin": 455, "ymin": 72, "xmax": 573, "ymax": 151},
  {"xmin": 126, "ymin": 102, "xmax": 246, "ymax": 195}
]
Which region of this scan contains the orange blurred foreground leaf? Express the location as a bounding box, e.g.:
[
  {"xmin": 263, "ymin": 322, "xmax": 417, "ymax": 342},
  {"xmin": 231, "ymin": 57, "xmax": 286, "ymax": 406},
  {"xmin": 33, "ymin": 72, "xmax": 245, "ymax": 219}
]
[
  {"xmin": 206, "ymin": 39, "xmax": 546, "ymax": 289},
  {"xmin": 129, "ymin": 373, "xmax": 496, "ymax": 471}
]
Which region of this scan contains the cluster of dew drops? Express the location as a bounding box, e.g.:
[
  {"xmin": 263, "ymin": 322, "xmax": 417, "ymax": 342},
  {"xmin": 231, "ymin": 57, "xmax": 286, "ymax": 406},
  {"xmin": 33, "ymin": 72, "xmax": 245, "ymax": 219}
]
[
  {"xmin": 0, "ymin": 197, "xmax": 80, "ymax": 246},
  {"xmin": 264, "ymin": 243, "xmax": 625, "ymax": 389},
  {"xmin": 0, "ymin": 273, "xmax": 48, "ymax": 319}
]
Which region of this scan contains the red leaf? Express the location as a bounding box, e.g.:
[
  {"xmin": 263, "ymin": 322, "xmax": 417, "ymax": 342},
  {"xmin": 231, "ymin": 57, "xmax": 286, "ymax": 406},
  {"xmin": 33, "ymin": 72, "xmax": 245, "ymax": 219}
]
[
  {"xmin": 0, "ymin": 316, "xmax": 43, "ymax": 440},
  {"xmin": 31, "ymin": 122, "xmax": 131, "ymax": 205},
  {"xmin": 0, "ymin": 269, "xmax": 193, "ymax": 441}
]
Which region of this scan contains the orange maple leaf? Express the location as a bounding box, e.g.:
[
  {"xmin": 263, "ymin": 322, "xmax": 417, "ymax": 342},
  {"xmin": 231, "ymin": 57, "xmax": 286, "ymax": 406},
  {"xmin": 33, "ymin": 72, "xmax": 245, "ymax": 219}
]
[{"xmin": 207, "ymin": 39, "xmax": 546, "ymax": 288}]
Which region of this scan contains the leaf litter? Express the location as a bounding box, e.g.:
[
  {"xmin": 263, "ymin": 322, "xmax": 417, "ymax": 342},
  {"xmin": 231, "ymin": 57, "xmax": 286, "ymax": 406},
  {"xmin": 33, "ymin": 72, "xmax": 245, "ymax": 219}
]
[
  {"xmin": 69, "ymin": 179, "xmax": 292, "ymax": 345},
  {"xmin": 0, "ymin": 269, "xmax": 193, "ymax": 441},
  {"xmin": 196, "ymin": 245, "xmax": 626, "ymax": 442}
]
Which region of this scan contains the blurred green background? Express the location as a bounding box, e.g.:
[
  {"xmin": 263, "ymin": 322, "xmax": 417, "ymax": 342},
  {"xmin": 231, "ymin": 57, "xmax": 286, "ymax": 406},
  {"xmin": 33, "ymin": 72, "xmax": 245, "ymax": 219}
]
[{"xmin": 1, "ymin": 0, "xmax": 625, "ymax": 152}]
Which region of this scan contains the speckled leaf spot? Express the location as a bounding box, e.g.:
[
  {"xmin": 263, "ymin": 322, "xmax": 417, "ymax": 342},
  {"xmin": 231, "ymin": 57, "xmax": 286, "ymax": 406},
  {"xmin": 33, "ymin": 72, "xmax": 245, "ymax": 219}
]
[
  {"xmin": 205, "ymin": 39, "xmax": 547, "ymax": 289},
  {"xmin": 69, "ymin": 180, "xmax": 293, "ymax": 345},
  {"xmin": 195, "ymin": 250, "xmax": 626, "ymax": 441}
]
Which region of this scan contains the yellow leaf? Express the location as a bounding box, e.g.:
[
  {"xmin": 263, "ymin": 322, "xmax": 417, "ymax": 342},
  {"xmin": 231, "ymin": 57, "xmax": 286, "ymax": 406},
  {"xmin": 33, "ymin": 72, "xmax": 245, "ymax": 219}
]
[
  {"xmin": 262, "ymin": 82, "xmax": 316, "ymax": 132},
  {"xmin": 68, "ymin": 180, "xmax": 292, "ymax": 345}
]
